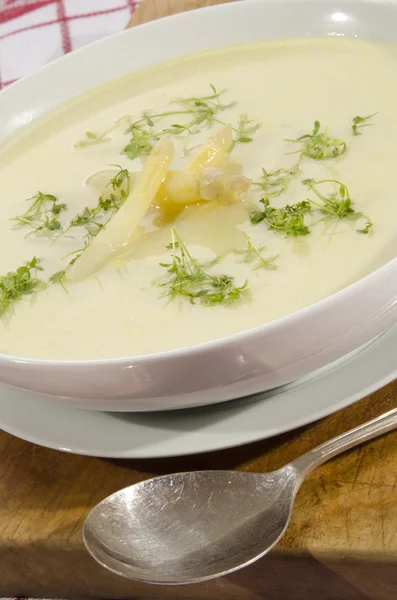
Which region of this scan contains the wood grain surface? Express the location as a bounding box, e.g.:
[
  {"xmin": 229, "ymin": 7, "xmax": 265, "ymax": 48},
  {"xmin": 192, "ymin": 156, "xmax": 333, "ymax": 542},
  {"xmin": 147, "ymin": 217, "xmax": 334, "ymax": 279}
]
[
  {"xmin": 0, "ymin": 1, "xmax": 396, "ymax": 598},
  {"xmin": 128, "ymin": 0, "xmax": 236, "ymax": 26}
]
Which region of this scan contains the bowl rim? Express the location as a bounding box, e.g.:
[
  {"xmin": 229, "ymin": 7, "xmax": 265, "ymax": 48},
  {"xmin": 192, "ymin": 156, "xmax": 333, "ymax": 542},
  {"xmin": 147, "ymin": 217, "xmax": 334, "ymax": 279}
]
[{"xmin": 0, "ymin": 0, "xmax": 395, "ymax": 368}]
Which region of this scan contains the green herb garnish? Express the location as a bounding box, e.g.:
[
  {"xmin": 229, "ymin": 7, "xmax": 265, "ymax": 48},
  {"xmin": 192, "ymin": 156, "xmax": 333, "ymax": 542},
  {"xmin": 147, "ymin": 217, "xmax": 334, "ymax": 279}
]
[
  {"xmin": 250, "ymin": 198, "xmax": 312, "ymax": 237},
  {"xmin": 76, "ymin": 86, "xmax": 260, "ymax": 160},
  {"xmin": 287, "ymin": 121, "xmax": 347, "ymax": 160},
  {"xmin": 351, "ymin": 113, "xmax": 377, "ymax": 136},
  {"xmin": 49, "ymin": 270, "xmax": 67, "ymax": 292},
  {"xmin": 12, "ymin": 192, "xmax": 67, "ymax": 236},
  {"xmin": 54, "ymin": 168, "xmax": 131, "ymax": 272},
  {"xmin": 64, "ymin": 238, "xmax": 91, "ymax": 268},
  {"xmin": 75, "ymin": 115, "xmax": 132, "ymax": 148},
  {"xmin": 0, "ymin": 257, "xmax": 45, "ymax": 316},
  {"xmin": 253, "ymin": 164, "xmax": 300, "ymax": 198},
  {"xmin": 123, "ymin": 85, "xmax": 234, "ymax": 159},
  {"xmin": 123, "ymin": 123, "xmax": 158, "ymax": 161},
  {"xmin": 229, "ymin": 113, "xmax": 261, "ymax": 151},
  {"xmin": 303, "ymin": 178, "xmax": 373, "ymax": 233},
  {"xmin": 234, "ymin": 232, "xmax": 278, "ymax": 270},
  {"xmin": 159, "ymin": 228, "xmax": 248, "ymax": 306},
  {"xmin": 66, "ymin": 166, "xmax": 130, "ymax": 239}
]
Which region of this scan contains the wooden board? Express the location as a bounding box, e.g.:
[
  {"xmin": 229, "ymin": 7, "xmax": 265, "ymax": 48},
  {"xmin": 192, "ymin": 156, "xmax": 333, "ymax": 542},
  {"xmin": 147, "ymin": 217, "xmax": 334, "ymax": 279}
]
[
  {"xmin": 128, "ymin": 0, "xmax": 236, "ymax": 26},
  {"xmin": 0, "ymin": 1, "xmax": 397, "ymax": 598}
]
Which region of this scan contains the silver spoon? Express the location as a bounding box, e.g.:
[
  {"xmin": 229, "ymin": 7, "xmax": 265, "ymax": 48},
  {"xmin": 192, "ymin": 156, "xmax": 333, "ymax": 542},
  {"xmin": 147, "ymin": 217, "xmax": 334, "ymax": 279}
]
[{"xmin": 83, "ymin": 408, "xmax": 397, "ymax": 585}]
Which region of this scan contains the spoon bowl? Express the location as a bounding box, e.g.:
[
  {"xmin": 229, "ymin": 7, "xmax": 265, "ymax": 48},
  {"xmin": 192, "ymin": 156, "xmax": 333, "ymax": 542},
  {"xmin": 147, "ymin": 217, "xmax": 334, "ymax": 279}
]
[{"xmin": 83, "ymin": 467, "xmax": 299, "ymax": 585}]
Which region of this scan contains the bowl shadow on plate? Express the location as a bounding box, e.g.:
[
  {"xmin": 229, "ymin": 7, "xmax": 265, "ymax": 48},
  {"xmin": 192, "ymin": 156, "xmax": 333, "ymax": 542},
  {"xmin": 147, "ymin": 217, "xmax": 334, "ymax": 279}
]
[
  {"xmin": 105, "ymin": 377, "xmax": 316, "ymax": 465},
  {"xmin": 105, "ymin": 346, "xmax": 356, "ymax": 436},
  {"xmin": 107, "ymin": 382, "xmax": 291, "ymax": 434},
  {"xmin": 104, "ymin": 372, "xmax": 330, "ymax": 467}
]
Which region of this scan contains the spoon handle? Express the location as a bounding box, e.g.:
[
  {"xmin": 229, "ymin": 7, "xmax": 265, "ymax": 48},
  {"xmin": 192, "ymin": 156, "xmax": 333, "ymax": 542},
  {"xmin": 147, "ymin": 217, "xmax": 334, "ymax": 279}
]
[{"xmin": 291, "ymin": 407, "xmax": 397, "ymax": 477}]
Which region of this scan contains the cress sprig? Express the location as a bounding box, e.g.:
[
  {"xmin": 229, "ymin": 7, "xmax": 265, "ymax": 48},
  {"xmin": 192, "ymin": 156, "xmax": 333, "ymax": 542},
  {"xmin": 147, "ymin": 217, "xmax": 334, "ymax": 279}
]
[
  {"xmin": 53, "ymin": 167, "xmax": 131, "ymax": 278},
  {"xmin": 63, "ymin": 166, "xmax": 130, "ymax": 242},
  {"xmin": 158, "ymin": 228, "xmax": 248, "ymax": 306},
  {"xmin": 303, "ymin": 178, "xmax": 373, "ymax": 234},
  {"xmin": 76, "ymin": 85, "xmax": 261, "ymax": 160},
  {"xmin": 49, "ymin": 269, "xmax": 68, "ymax": 292},
  {"xmin": 253, "ymin": 164, "xmax": 300, "ymax": 198},
  {"xmin": 0, "ymin": 257, "xmax": 45, "ymax": 315},
  {"xmin": 234, "ymin": 232, "xmax": 278, "ymax": 270},
  {"xmin": 351, "ymin": 113, "xmax": 377, "ymax": 136},
  {"xmin": 11, "ymin": 192, "xmax": 67, "ymax": 236},
  {"xmin": 250, "ymin": 198, "xmax": 312, "ymax": 237},
  {"xmin": 229, "ymin": 113, "xmax": 261, "ymax": 151},
  {"xmin": 287, "ymin": 120, "xmax": 347, "ymax": 160}
]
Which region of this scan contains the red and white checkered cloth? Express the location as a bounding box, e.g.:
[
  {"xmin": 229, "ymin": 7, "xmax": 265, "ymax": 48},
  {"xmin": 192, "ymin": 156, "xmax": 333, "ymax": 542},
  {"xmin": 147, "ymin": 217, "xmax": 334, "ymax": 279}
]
[
  {"xmin": 0, "ymin": 0, "xmax": 141, "ymax": 90},
  {"xmin": 0, "ymin": 8, "xmax": 145, "ymax": 599}
]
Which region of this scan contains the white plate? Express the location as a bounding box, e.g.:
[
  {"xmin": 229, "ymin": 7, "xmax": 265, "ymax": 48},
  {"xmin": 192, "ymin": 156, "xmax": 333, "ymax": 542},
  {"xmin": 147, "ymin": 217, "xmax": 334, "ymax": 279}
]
[{"xmin": 0, "ymin": 323, "xmax": 396, "ymax": 458}]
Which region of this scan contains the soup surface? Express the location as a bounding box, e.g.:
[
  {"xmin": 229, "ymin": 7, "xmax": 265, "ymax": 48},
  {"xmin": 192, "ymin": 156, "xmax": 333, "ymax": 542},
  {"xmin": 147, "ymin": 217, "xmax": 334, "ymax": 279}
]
[{"xmin": 0, "ymin": 37, "xmax": 396, "ymax": 360}]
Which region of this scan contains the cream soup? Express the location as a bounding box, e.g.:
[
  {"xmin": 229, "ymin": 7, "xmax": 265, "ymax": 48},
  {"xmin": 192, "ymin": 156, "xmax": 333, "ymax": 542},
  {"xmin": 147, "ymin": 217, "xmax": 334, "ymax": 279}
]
[{"xmin": 0, "ymin": 37, "xmax": 396, "ymax": 360}]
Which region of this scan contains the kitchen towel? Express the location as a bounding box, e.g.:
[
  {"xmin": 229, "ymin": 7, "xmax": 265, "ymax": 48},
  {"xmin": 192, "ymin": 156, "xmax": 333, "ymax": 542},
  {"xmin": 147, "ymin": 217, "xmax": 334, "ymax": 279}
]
[
  {"xmin": 0, "ymin": 0, "xmax": 140, "ymax": 90},
  {"xmin": 0, "ymin": 2, "xmax": 141, "ymax": 597}
]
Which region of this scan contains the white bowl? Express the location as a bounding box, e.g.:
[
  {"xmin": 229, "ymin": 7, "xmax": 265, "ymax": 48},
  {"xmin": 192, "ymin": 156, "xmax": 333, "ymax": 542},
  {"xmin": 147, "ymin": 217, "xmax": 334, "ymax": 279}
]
[{"xmin": 1, "ymin": 0, "xmax": 397, "ymax": 412}]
